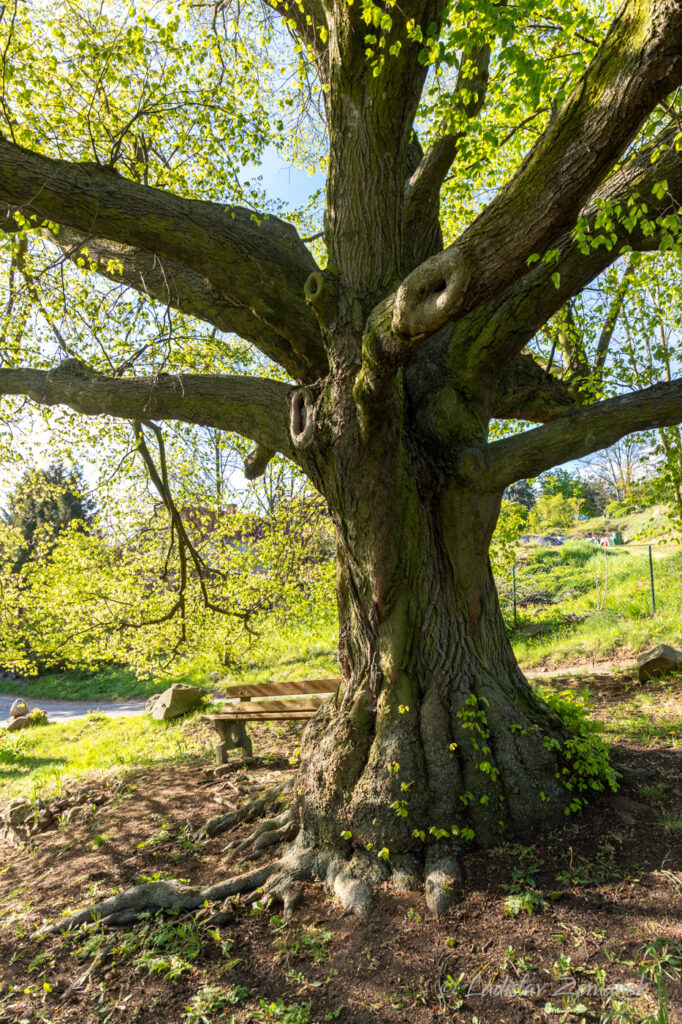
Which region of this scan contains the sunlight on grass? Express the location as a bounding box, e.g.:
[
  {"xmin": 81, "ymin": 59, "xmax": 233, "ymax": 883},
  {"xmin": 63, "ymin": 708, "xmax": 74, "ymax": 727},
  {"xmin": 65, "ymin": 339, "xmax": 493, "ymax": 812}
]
[
  {"xmin": 216, "ymin": 608, "xmax": 339, "ymax": 689},
  {"xmin": 509, "ymin": 547, "xmax": 682, "ymax": 668},
  {"xmin": 0, "ymin": 665, "xmax": 208, "ymax": 702},
  {"xmin": 0, "ymin": 711, "xmax": 211, "ymax": 801},
  {"xmin": 599, "ymin": 682, "xmax": 682, "ymax": 747}
]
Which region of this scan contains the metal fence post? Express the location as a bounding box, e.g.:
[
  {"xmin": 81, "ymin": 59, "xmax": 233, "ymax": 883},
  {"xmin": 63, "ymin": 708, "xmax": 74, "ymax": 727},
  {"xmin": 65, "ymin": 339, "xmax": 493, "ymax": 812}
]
[
  {"xmin": 649, "ymin": 544, "xmax": 656, "ymax": 616},
  {"xmin": 512, "ymin": 562, "xmax": 517, "ymax": 628}
]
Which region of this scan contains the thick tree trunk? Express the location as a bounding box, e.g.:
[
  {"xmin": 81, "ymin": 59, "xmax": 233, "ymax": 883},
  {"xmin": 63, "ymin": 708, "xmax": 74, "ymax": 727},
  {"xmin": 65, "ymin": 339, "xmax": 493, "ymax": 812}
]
[{"xmin": 291, "ymin": 391, "xmax": 576, "ymax": 909}]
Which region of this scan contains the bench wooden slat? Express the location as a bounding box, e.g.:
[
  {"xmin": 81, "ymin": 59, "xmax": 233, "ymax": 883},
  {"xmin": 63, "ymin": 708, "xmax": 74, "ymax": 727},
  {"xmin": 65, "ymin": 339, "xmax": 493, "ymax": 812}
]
[
  {"xmin": 203, "ymin": 711, "xmax": 315, "ymax": 722},
  {"xmin": 207, "ymin": 697, "xmax": 324, "ymax": 715},
  {"xmin": 203, "ymin": 677, "xmax": 339, "ymax": 764},
  {"xmin": 218, "ymin": 677, "xmax": 340, "ymax": 699}
]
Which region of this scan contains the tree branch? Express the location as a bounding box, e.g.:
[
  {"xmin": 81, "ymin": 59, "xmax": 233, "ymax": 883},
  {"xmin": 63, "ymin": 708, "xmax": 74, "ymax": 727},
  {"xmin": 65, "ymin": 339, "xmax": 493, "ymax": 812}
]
[
  {"xmin": 0, "ymin": 361, "xmax": 296, "ymax": 460},
  {"xmin": 0, "ymin": 137, "xmax": 323, "ymax": 373},
  {"xmin": 490, "ymin": 353, "xmax": 577, "ymax": 422},
  {"xmin": 391, "ymin": 0, "xmax": 682, "ymax": 340},
  {"xmin": 454, "ymin": 123, "xmax": 682, "ymax": 376},
  {"xmin": 38, "ymin": 226, "xmax": 328, "ymax": 383},
  {"xmin": 469, "ymin": 378, "xmax": 682, "ymax": 489},
  {"xmin": 593, "ymin": 258, "xmax": 635, "ymax": 374},
  {"xmin": 405, "ymin": 44, "xmax": 491, "ymax": 210},
  {"xmin": 402, "ymin": 43, "xmax": 492, "ymax": 270}
]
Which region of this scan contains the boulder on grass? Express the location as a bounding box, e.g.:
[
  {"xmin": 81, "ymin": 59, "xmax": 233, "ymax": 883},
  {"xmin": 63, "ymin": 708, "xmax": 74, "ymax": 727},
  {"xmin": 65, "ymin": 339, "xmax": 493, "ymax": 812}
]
[
  {"xmin": 637, "ymin": 644, "xmax": 682, "ymax": 682},
  {"xmin": 9, "ymin": 698, "xmax": 29, "ymax": 718},
  {"xmin": 145, "ymin": 684, "xmax": 204, "ymax": 721},
  {"xmin": 6, "ymin": 715, "xmax": 31, "ymax": 732},
  {"xmin": 6, "ymin": 708, "xmax": 48, "ymax": 731}
]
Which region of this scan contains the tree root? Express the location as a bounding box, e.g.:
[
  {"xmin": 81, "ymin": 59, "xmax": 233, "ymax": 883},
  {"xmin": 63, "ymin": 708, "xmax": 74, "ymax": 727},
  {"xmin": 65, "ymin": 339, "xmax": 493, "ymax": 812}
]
[
  {"xmin": 39, "ymin": 780, "xmax": 464, "ymax": 933},
  {"xmin": 224, "ymin": 808, "xmax": 296, "ymax": 858},
  {"xmin": 202, "ymin": 779, "xmax": 293, "ymax": 838},
  {"xmin": 60, "ymin": 935, "xmax": 113, "ymax": 999},
  {"xmin": 424, "ymin": 849, "xmax": 464, "ymax": 917},
  {"xmin": 39, "ymin": 862, "xmax": 277, "ymax": 936}
]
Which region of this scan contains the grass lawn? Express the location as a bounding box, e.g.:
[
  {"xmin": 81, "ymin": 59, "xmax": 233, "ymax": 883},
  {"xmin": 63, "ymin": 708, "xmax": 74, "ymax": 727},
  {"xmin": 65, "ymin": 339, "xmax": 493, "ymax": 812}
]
[
  {"xmin": 0, "ymin": 710, "xmax": 215, "ymax": 802},
  {"xmin": 0, "ymin": 667, "xmax": 169, "ymax": 703},
  {"xmin": 508, "ymin": 544, "xmax": 682, "ymax": 668}
]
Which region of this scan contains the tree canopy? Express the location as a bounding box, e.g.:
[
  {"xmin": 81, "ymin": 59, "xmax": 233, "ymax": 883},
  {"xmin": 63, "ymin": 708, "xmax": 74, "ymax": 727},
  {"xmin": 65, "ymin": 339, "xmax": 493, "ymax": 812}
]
[{"xmin": 0, "ymin": 1, "xmax": 680, "ymax": 479}]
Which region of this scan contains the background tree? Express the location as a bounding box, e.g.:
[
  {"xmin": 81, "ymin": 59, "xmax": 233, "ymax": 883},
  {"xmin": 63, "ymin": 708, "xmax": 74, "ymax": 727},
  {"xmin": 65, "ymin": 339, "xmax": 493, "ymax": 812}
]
[
  {"xmin": 503, "ymin": 478, "xmax": 536, "ymax": 513},
  {"xmin": 528, "ymin": 493, "xmax": 582, "ymax": 533},
  {"xmin": 1, "ymin": 0, "xmax": 682, "ymax": 921},
  {"xmin": 578, "ymin": 476, "xmax": 612, "ymax": 517},
  {"xmin": 538, "ymin": 468, "xmax": 585, "ymax": 501},
  {"xmin": 2, "ymin": 461, "xmax": 96, "ymax": 570},
  {"xmin": 578, "ymin": 438, "xmax": 650, "ymax": 503}
]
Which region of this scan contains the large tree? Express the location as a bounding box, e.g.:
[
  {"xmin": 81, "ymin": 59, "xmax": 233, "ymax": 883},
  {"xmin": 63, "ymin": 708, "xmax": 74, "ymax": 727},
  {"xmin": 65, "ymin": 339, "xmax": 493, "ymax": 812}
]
[{"xmin": 2, "ymin": 0, "xmax": 682, "ymax": 919}]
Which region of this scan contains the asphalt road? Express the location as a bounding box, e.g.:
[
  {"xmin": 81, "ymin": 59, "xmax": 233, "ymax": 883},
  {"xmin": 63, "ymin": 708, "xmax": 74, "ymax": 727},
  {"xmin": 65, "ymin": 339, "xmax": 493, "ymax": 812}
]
[{"xmin": 0, "ymin": 693, "xmax": 147, "ymax": 726}]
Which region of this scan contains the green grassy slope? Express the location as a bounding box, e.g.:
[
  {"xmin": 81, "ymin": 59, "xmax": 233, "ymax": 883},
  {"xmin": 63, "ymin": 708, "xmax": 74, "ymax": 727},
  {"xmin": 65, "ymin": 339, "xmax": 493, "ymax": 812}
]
[{"xmin": 0, "ymin": 512, "xmax": 679, "ymax": 699}]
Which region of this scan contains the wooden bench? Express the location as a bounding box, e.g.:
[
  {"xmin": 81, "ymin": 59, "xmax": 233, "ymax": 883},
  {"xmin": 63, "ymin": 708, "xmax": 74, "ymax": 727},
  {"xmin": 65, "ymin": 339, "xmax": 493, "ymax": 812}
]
[{"xmin": 202, "ymin": 678, "xmax": 340, "ymax": 763}]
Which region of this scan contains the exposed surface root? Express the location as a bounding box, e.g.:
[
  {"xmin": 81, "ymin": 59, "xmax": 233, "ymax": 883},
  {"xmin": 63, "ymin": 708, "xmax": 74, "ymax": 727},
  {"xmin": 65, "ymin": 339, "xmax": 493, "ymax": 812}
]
[
  {"xmin": 324, "ymin": 849, "xmax": 388, "ymax": 917},
  {"xmin": 332, "ymin": 874, "xmax": 372, "ymax": 916},
  {"xmin": 202, "ymin": 779, "xmax": 293, "ymax": 838},
  {"xmin": 39, "ymin": 780, "xmax": 463, "ymax": 934},
  {"xmin": 60, "ymin": 936, "xmax": 113, "ymax": 999},
  {"xmin": 39, "ymin": 862, "xmax": 278, "ymax": 936},
  {"xmin": 252, "ymin": 819, "xmax": 297, "ymax": 853},
  {"xmin": 390, "ymin": 854, "xmax": 422, "ymax": 893},
  {"xmin": 225, "ymin": 808, "xmax": 295, "ymax": 857},
  {"xmin": 40, "ymin": 783, "xmax": 301, "ymax": 936},
  {"xmin": 102, "ymin": 910, "xmax": 142, "ymax": 929},
  {"xmin": 424, "ymin": 849, "xmax": 463, "ymax": 917}
]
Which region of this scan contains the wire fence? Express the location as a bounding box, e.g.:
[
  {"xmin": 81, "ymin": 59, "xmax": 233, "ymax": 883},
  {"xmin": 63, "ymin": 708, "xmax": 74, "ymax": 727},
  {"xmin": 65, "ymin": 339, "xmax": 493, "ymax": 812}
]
[{"xmin": 496, "ymin": 544, "xmax": 660, "ymax": 628}]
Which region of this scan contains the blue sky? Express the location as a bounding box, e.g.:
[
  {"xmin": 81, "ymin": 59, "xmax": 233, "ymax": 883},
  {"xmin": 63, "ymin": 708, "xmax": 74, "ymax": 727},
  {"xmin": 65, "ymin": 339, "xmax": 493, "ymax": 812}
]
[{"xmin": 256, "ymin": 145, "xmax": 324, "ymax": 209}]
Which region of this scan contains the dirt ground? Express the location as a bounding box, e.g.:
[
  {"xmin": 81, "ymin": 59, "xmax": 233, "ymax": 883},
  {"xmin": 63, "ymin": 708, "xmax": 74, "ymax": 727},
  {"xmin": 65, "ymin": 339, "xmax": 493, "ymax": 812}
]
[{"xmin": 0, "ymin": 678, "xmax": 681, "ymax": 1024}]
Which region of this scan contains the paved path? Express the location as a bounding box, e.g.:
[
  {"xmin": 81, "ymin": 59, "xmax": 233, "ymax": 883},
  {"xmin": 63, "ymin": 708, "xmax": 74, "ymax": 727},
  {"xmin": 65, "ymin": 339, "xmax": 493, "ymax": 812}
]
[{"xmin": 1, "ymin": 693, "xmax": 147, "ymax": 726}]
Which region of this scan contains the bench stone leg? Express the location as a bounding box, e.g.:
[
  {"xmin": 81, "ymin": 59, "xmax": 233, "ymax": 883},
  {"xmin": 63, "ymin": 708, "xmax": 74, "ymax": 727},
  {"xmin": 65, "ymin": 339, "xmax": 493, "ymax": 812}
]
[{"xmin": 213, "ymin": 721, "xmax": 253, "ymax": 763}]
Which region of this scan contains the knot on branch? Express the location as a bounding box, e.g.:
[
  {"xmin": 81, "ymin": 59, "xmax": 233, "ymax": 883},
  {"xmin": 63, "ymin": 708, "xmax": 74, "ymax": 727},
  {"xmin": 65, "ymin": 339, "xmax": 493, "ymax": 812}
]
[
  {"xmin": 51, "ymin": 357, "xmax": 97, "ymax": 379},
  {"xmin": 303, "ymin": 270, "xmax": 336, "ymax": 326},
  {"xmin": 392, "ymin": 248, "xmax": 471, "ymax": 338},
  {"xmin": 304, "ymin": 271, "xmax": 325, "ymax": 305},
  {"xmin": 289, "ymin": 387, "xmax": 317, "ymax": 450}
]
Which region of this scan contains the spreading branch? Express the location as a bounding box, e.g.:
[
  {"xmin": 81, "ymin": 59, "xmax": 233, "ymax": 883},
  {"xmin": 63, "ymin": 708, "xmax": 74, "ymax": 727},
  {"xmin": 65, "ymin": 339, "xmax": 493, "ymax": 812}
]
[
  {"xmin": 470, "ymin": 378, "xmax": 682, "ymax": 489},
  {"xmin": 404, "ymin": 44, "xmax": 491, "ymax": 212},
  {"xmin": 0, "ymin": 361, "xmax": 295, "ymax": 459},
  {"xmin": 593, "ymin": 258, "xmax": 635, "ymax": 374},
  {"xmin": 391, "ymin": 0, "xmax": 682, "ymax": 341},
  {"xmin": 402, "ymin": 42, "xmax": 492, "ymax": 269},
  {"xmin": 449, "ymin": 123, "xmax": 682, "ymax": 378},
  {"xmin": 0, "ymin": 137, "xmax": 323, "ymax": 373},
  {"xmin": 38, "ymin": 226, "xmax": 328, "ymax": 383}
]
